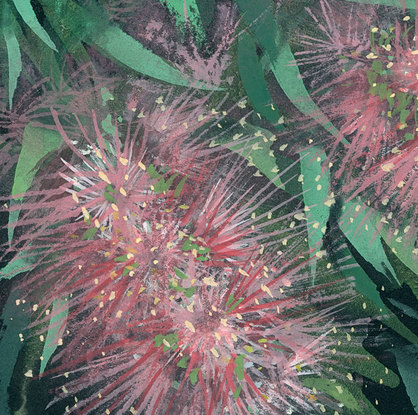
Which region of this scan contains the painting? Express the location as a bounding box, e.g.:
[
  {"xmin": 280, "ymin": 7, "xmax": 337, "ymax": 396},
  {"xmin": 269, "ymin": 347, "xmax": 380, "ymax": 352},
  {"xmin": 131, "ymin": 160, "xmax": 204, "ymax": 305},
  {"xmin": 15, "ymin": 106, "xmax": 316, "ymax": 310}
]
[{"xmin": 0, "ymin": 0, "xmax": 416, "ymax": 414}]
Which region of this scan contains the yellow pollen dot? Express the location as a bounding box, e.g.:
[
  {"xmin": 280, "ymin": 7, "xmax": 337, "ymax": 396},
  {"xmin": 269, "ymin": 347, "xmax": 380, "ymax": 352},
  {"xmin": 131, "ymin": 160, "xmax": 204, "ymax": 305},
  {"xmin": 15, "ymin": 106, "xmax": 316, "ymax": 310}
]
[
  {"xmin": 98, "ymin": 171, "xmax": 111, "ymax": 184},
  {"xmin": 185, "ymin": 320, "xmax": 195, "ymax": 332},
  {"xmin": 119, "ymin": 157, "xmax": 128, "ymax": 166},
  {"xmin": 210, "ymin": 348, "xmax": 219, "ymax": 358}
]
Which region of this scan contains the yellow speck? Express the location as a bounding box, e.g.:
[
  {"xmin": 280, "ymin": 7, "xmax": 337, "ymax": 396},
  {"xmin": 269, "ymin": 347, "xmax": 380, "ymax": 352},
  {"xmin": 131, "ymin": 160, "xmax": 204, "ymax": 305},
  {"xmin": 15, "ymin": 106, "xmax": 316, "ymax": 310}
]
[
  {"xmin": 210, "ymin": 348, "xmax": 220, "ymax": 358},
  {"xmin": 185, "ymin": 320, "xmax": 195, "ymax": 332},
  {"xmin": 98, "ymin": 171, "xmax": 111, "ymax": 184}
]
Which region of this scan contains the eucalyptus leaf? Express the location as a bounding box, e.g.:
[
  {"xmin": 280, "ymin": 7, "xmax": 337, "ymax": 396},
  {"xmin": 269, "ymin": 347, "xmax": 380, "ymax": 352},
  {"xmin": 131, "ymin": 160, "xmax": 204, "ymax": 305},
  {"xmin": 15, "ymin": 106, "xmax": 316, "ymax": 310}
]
[
  {"xmin": 2, "ymin": 5, "xmax": 22, "ymax": 109},
  {"xmin": 8, "ymin": 124, "xmax": 62, "ymax": 242},
  {"xmin": 40, "ymin": 299, "xmax": 68, "ymax": 374},
  {"xmin": 11, "ymin": 0, "xmax": 57, "ymax": 51},
  {"xmin": 340, "ymin": 201, "xmax": 399, "ymax": 286},
  {"xmin": 300, "ymin": 146, "xmax": 330, "ymax": 280}
]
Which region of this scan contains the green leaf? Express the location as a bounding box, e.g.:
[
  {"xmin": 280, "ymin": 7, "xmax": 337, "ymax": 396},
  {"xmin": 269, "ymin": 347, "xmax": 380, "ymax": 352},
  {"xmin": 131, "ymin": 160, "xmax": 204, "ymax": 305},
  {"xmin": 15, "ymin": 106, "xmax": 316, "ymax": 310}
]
[
  {"xmin": 8, "ymin": 124, "xmax": 62, "ymax": 242},
  {"xmin": 159, "ymin": 0, "xmax": 206, "ymax": 46},
  {"xmin": 219, "ymin": 125, "xmax": 285, "ymax": 189},
  {"xmin": 2, "ymin": 22, "xmax": 22, "ymax": 109},
  {"xmin": 226, "ymin": 297, "xmax": 244, "ymax": 313},
  {"xmin": 184, "ymin": 286, "xmax": 197, "ymax": 298},
  {"xmin": 189, "ymin": 367, "xmax": 200, "ymax": 385},
  {"xmin": 380, "ymin": 223, "xmax": 417, "ymax": 275},
  {"xmin": 174, "ymin": 175, "xmax": 187, "ymax": 198},
  {"xmin": 0, "ymin": 290, "xmax": 30, "ymax": 414},
  {"xmin": 81, "ymin": 227, "xmax": 98, "ymax": 240},
  {"xmin": 391, "ymin": 345, "xmax": 418, "ymax": 412},
  {"xmin": 0, "ymin": 249, "xmax": 40, "ymax": 280},
  {"xmin": 104, "ymin": 191, "xmax": 117, "ymax": 203},
  {"xmin": 238, "ymin": 32, "xmax": 283, "ymax": 126},
  {"xmin": 147, "ymin": 164, "xmax": 162, "ymax": 179},
  {"xmin": 38, "ymin": 0, "xmax": 217, "ymax": 89},
  {"xmin": 114, "ymin": 255, "xmax": 129, "ymax": 262},
  {"xmin": 236, "ymin": 0, "xmax": 343, "ymax": 141},
  {"xmin": 177, "ymin": 355, "xmax": 189, "ymax": 368},
  {"xmin": 301, "ymin": 377, "xmax": 363, "ymax": 412},
  {"xmin": 11, "ymin": 0, "xmax": 57, "ymax": 51},
  {"xmin": 338, "ymin": 246, "xmax": 387, "ymax": 312},
  {"xmin": 234, "ymin": 355, "xmax": 245, "ymax": 381},
  {"xmin": 226, "ymin": 294, "xmax": 235, "ymax": 307},
  {"xmin": 40, "ymin": 298, "xmax": 68, "ymax": 374},
  {"xmin": 344, "ymin": 0, "xmax": 416, "ymax": 10},
  {"xmin": 174, "ymin": 267, "xmax": 189, "ymax": 279},
  {"xmin": 196, "ymin": 0, "xmax": 215, "ymax": 30},
  {"xmin": 340, "ymin": 201, "xmax": 399, "ymax": 285},
  {"xmin": 101, "ymin": 114, "xmax": 115, "ymax": 137},
  {"xmin": 299, "ymin": 146, "xmax": 330, "ymax": 280},
  {"xmin": 233, "ymin": 384, "xmax": 242, "ymax": 399}
]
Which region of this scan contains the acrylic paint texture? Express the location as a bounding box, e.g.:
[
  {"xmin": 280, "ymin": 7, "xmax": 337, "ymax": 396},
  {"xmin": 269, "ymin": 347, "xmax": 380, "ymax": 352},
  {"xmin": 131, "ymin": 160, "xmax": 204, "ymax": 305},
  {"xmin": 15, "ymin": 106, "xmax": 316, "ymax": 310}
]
[{"xmin": 0, "ymin": 0, "xmax": 416, "ymax": 414}]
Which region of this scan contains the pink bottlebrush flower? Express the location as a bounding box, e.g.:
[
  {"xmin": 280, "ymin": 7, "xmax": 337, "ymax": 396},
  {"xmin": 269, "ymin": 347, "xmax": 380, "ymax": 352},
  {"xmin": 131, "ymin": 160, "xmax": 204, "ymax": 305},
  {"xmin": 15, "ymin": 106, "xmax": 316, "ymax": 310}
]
[
  {"xmin": 296, "ymin": 4, "xmax": 417, "ymax": 230},
  {"xmin": 103, "ymin": 0, "xmax": 237, "ymax": 88},
  {"xmin": 294, "ymin": 0, "xmax": 375, "ymax": 88},
  {"xmin": 42, "ymin": 250, "xmax": 349, "ymax": 415}
]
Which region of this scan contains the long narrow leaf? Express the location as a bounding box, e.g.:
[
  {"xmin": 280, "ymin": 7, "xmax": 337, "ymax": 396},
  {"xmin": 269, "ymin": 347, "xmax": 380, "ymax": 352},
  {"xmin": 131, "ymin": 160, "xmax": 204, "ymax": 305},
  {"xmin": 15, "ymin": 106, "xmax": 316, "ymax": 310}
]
[
  {"xmin": 40, "ymin": 299, "xmax": 68, "ymax": 374},
  {"xmin": 2, "ymin": 25, "xmax": 22, "ymax": 109},
  {"xmin": 0, "ymin": 290, "xmax": 29, "ymax": 414},
  {"xmin": 299, "ymin": 146, "xmax": 331, "ymax": 280},
  {"xmin": 12, "ymin": 0, "xmax": 57, "ymax": 51},
  {"xmin": 159, "ymin": 0, "xmax": 206, "ymax": 45},
  {"xmin": 38, "ymin": 0, "xmax": 217, "ymax": 89},
  {"xmin": 235, "ymin": 0, "xmax": 343, "ymax": 140},
  {"xmin": 339, "ymin": 201, "xmax": 399, "ymax": 285},
  {"xmin": 345, "ymin": 0, "xmax": 416, "ymax": 9},
  {"xmin": 8, "ymin": 123, "xmax": 62, "ymax": 242},
  {"xmin": 238, "ymin": 32, "xmax": 283, "ymax": 126}
]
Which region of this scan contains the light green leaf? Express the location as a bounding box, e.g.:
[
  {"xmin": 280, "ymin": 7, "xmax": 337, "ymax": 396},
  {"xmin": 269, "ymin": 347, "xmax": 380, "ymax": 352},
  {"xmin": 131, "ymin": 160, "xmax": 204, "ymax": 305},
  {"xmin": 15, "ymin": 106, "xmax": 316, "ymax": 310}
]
[
  {"xmin": 12, "ymin": 0, "xmax": 57, "ymax": 51},
  {"xmin": 299, "ymin": 146, "xmax": 330, "ymax": 280},
  {"xmin": 339, "ymin": 201, "xmax": 399, "ymax": 285},
  {"xmin": 8, "ymin": 123, "xmax": 62, "ymax": 242},
  {"xmin": 301, "ymin": 377, "xmax": 365, "ymax": 412},
  {"xmin": 159, "ymin": 0, "xmax": 206, "ymax": 45},
  {"xmin": 379, "ymin": 222, "xmax": 417, "ymax": 276},
  {"xmin": 2, "ymin": 23, "xmax": 22, "ymax": 109},
  {"xmin": 235, "ymin": 0, "xmax": 345, "ymax": 142},
  {"xmin": 0, "ymin": 249, "xmax": 39, "ymax": 280},
  {"xmin": 214, "ymin": 122, "xmax": 285, "ymax": 189},
  {"xmin": 38, "ymin": 0, "xmax": 217, "ymax": 89},
  {"xmin": 40, "ymin": 299, "xmax": 68, "ymax": 374}
]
